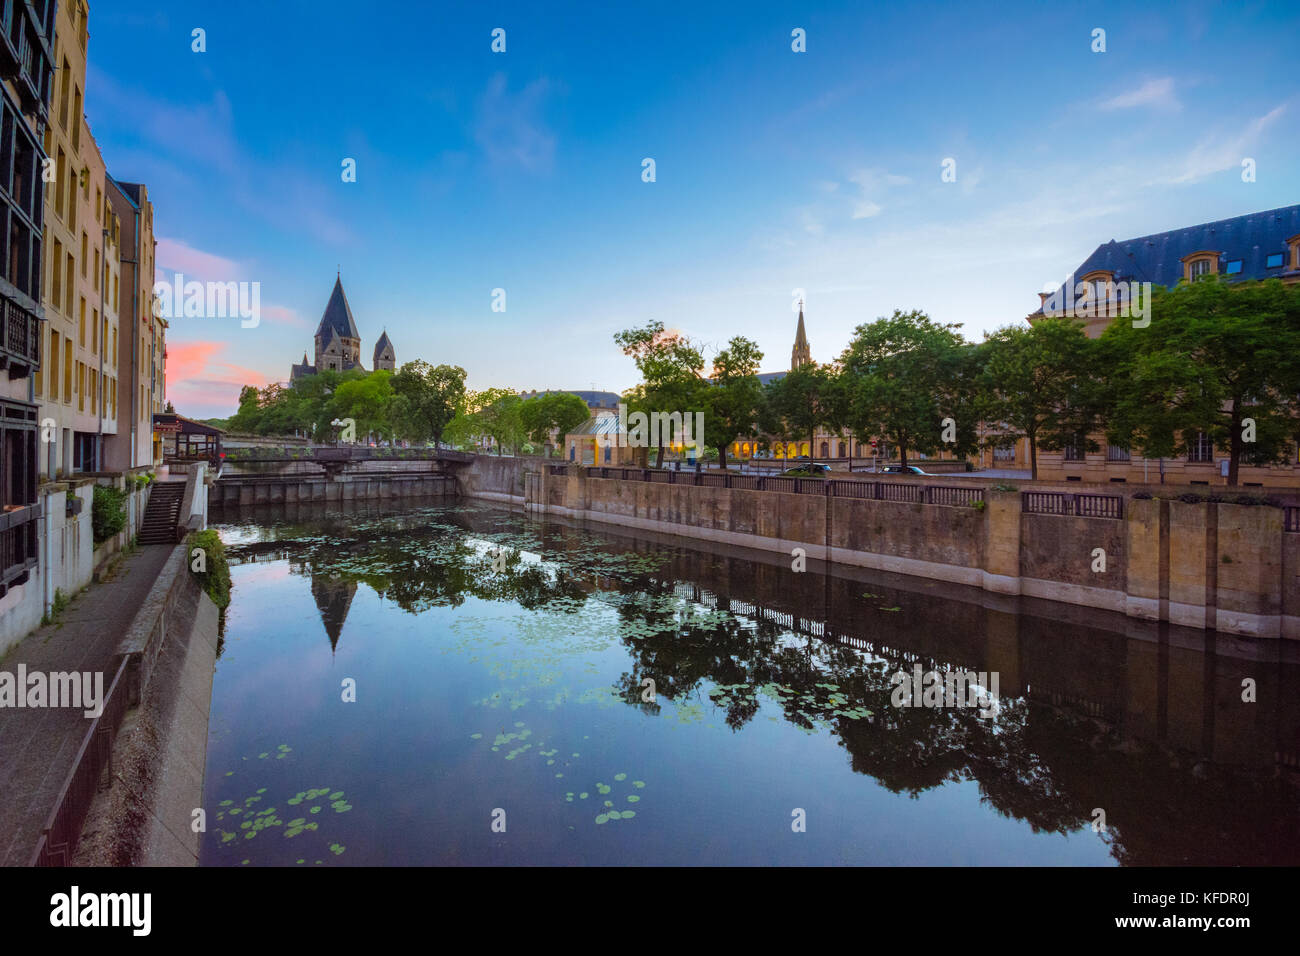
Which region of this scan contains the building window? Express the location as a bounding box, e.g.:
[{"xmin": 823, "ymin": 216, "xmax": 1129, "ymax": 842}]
[
  {"xmin": 1189, "ymin": 258, "xmax": 1212, "ymax": 279},
  {"xmin": 49, "ymin": 332, "xmax": 59, "ymax": 401},
  {"xmin": 1106, "ymin": 443, "xmax": 1131, "ymax": 462},
  {"xmin": 1225, "ymin": 259, "xmax": 1242, "ymax": 275},
  {"xmin": 994, "ymin": 445, "xmax": 1015, "ymax": 462},
  {"xmin": 1063, "ymin": 437, "xmax": 1085, "ymax": 462},
  {"xmin": 1188, "ymin": 431, "xmax": 1214, "ymax": 463},
  {"xmin": 1266, "ymin": 253, "xmax": 1284, "ymax": 268}
]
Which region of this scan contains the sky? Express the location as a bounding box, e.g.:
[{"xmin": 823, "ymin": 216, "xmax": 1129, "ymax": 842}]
[{"xmin": 82, "ymin": 0, "xmax": 1300, "ymax": 418}]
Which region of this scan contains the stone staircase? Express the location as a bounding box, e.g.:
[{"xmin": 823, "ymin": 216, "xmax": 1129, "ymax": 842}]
[{"xmin": 138, "ymin": 481, "xmax": 185, "ymax": 544}]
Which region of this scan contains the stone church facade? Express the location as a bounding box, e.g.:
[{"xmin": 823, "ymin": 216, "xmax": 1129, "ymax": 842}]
[{"xmin": 291, "ymin": 275, "xmax": 396, "ymax": 382}]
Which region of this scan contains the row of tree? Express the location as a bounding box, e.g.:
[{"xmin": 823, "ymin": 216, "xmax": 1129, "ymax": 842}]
[
  {"xmin": 223, "ymin": 361, "xmax": 591, "ymax": 454},
  {"xmin": 614, "ymin": 277, "xmax": 1300, "ymax": 484}
]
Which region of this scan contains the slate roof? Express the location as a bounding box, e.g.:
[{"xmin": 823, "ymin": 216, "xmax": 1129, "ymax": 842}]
[
  {"xmin": 520, "ymin": 389, "xmax": 622, "ymax": 409},
  {"xmin": 373, "ymin": 330, "xmax": 394, "ymax": 364},
  {"xmin": 316, "ymin": 276, "xmax": 360, "ymax": 341},
  {"xmin": 290, "ymin": 352, "xmax": 316, "ymax": 381},
  {"xmin": 1036, "ymin": 203, "xmax": 1300, "ymax": 312}
]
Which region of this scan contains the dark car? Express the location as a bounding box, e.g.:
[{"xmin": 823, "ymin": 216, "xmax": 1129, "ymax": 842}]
[
  {"xmin": 783, "ymin": 463, "xmax": 831, "ymax": 477},
  {"xmin": 882, "ymin": 464, "xmax": 930, "ymax": 476}
]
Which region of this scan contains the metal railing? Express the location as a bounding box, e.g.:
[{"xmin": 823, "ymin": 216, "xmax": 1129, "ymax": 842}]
[
  {"xmin": 30, "ymin": 656, "xmax": 131, "ymax": 866},
  {"xmin": 567, "ymin": 467, "xmax": 996, "ymax": 507},
  {"xmin": 1022, "ymin": 491, "xmax": 1124, "ymax": 519}
]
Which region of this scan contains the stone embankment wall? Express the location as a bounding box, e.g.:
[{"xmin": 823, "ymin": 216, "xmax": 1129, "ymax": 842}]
[{"xmin": 460, "ymin": 456, "xmax": 1298, "ymax": 640}]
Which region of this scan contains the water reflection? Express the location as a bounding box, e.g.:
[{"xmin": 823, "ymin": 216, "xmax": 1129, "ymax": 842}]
[{"xmin": 211, "ymin": 498, "xmax": 1300, "ymax": 865}]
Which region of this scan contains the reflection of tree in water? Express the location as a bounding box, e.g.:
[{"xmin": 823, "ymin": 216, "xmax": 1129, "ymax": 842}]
[
  {"xmin": 222, "ymin": 504, "xmax": 1299, "ymax": 865},
  {"xmin": 602, "ymin": 574, "xmax": 1299, "ymax": 865}
]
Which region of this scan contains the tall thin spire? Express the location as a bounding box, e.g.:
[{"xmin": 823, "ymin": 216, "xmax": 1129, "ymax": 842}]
[{"xmin": 791, "ymin": 301, "xmax": 811, "ymax": 369}]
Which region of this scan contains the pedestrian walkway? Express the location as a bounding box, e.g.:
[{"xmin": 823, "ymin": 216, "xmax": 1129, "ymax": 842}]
[{"xmin": 0, "ymin": 544, "xmax": 174, "ymax": 866}]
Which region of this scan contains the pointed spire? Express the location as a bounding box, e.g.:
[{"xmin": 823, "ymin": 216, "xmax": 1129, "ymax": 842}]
[
  {"xmin": 316, "ymin": 274, "xmax": 360, "ymax": 341},
  {"xmin": 791, "ymin": 301, "xmax": 811, "ymax": 369}
]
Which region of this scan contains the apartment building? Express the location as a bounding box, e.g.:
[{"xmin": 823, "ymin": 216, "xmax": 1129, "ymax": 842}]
[
  {"xmin": 0, "ymin": 0, "xmax": 56, "ymax": 599},
  {"xmin": 1028, "ymin": 204, "xmax": 1300, "ymax": 486},
  {"xmin": 32, "ymin": 0, "xmax": 122, "ymax": 477},
  {"xmin": 103, "ymin": 176, "xmax": 162, "ymax": 471}
]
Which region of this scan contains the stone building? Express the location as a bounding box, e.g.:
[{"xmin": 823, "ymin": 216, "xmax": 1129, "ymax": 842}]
[
  {"xmin": 290, "ymin": 275, "xmax": 395, "ymax": 381},
  {"xmin": 1028, "ymin": 203, "xmax": 1300, "ymax": 486}
]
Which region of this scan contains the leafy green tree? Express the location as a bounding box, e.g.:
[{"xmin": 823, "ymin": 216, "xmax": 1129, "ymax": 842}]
[
  {"xmin": 838, "ymin": 309, "xmax": 973, "ymax": 469},
  {"xmin": 331, "ymin": 370, "xmax": 395, "ymax": 442},
  {"xmin": 460, "ymin": 387, "xmax": 525, "ymax": 454},
  {"xmin": 704, "ymin": 336, "xmax": 764, "ymax": 469},
  {"xmin": 518, "ymin": 392, "xmax": 591, "ymax": 452},
  {"xmin": 1102, "ymin": 277, "xmax": 1300, "ymax": 485},
  {"xmin": 614, "ymin": 321, "xmax": 706, "ymax": 466},
  {"xmin": 227, "ymin": 385, "xmax": 263, "ymax": 433},
  {"xmin": 391, "ymin": 361, "xmax": 467, "ymax": 446},
  {"xmin": 977, "ymin": 318, "xmax": 1104, "ymax": 480},
  {"xmin": 765, "ymin": 362, "xmax": 833, "ymax": 458}
]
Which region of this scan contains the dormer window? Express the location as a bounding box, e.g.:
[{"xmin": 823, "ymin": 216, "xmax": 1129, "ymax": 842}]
[
  {"xmin": 1288, "ymin": 235, "xmax": 1300, "ymax": 271},
  {"xmin": 1225, "ymin": 259, "xmax": 1243, "ymax": 275},
  {"xmin": 1078, "ymin": 269, "xmax": 1114, "ymax": 315},
  {"xmin": 1266, "ymin": 253, "xmax": 1284, "ymax": 269},
  {"xmin": 1181, "ymin": 251, "xmax": 1219, "ymax": 282}
]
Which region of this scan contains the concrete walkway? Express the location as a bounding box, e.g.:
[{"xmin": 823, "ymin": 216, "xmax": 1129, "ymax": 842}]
[{"xmin": 0, "ymin": 544, "xmax": 173, "ymax": 866}]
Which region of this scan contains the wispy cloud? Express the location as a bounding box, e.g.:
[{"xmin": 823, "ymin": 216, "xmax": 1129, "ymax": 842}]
[
  {"xmin": 155, "ymin": 237, "xmax": 242, "ymax": 279},
  {"xmin": 1163, "ymin": 103, "xmax": 1287, "ymax": 184},
  {"xmin": 851, "ymin": 200, "xmax": 882, "ymax": 220},
  {"xmin": 1099, "ymin": 77, "xmax": 1181, "ymax": 112},
  {"xmin": 474, "ymin": 74, "xmax": 558, "ymax": 173},
  {"xmin": 839, "ymin": 167, "xmax": 911, "ymax": 220},
  {"xmin": 166, "ymin": 341, "xmax": 270, "ymax": 416}
]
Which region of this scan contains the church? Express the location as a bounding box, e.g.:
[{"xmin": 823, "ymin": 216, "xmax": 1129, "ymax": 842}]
[{"xmin": 290, "ymin": 275, "xmax": 396, "ymax": 382}]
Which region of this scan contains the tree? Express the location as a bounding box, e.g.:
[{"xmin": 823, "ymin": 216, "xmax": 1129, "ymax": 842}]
[
  {"xmin": 765, "ymin": 362, "xmax": 833, "ymax": 459},
  {"xmin": 331, "ymin": 370, "xmax": 394, "ymax": 442},
  {"xmin": 1102, "ymin": 277, "xmax": 1300, "ymax": 485},
  {"xmin": 614, "ymin": 321, "xmax": 706, "ymax": 466},
  {"xmin": 703, "ymin": 336, "xmax": 764, "ymax": 469},
  {"xmin": 228, "ymin": 385, "xmax": 262, "ymax": 433},
  {"xmin": 463, "ymin": 387, "xmax": 525, "ymax": 455},
  {"xmin": 391, "ymin": 361, "xmax": 467, "ymax": 446},
  {"xmin": 838, "ymin": 309, "xmax": 973, "ymax": 469},
  {"xmin": 518, "ymin": 392, "xmax": 591, "ymax": 453},
  {"xmin": 977, "ymin": 318, "xmax": 1104, "ymax": 480}
]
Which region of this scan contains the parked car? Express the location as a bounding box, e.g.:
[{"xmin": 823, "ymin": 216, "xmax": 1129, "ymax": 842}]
[
  {"xmin": 782, "ymin": 463, "xmax": 831, "ymax": 477},
  {"xmin": 882, "ymin": 464, "xmax": 930, "ymax": 476}
]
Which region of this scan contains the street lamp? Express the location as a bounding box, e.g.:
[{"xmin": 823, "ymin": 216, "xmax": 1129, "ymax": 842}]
[{"xmin": 330, "ymin": 418, "xmax": 344, "ymax": 447}]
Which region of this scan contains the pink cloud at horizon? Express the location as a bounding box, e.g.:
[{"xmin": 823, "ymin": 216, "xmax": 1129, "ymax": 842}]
[{"xmin": 165, "ymin": 340, "xmax": 271, "ymax": 418}]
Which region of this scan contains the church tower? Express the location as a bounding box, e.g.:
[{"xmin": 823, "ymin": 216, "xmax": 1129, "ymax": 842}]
[
  {"xmin": 791, "ymin": 300, "xmax": 811, "ymax": 369},
  {"xmin": 314, "ymin": 275, "xmax": 362, "ymax": 372},
  {"xmin": 373, "ymin": 330, "xmax": 396, "ymax": 372}
]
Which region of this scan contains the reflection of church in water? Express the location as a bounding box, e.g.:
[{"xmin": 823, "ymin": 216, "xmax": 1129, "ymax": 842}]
[{"xmin": 310, "ymin": 574, "xmax": 357, "ymax": 652}]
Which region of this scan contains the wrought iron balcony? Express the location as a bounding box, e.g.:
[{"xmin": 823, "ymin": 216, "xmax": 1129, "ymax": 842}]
[
  {"xmin": 0, "ymin": 294, "xmax": 40, "ymax": 377},
  {"xmin": 0, "ymin": 500, "xmax": 40, "ymax": 594}
]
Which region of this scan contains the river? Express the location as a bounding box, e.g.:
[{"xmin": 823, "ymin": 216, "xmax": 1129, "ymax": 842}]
[{"xmin": 199, "ymin": 498, "xmax": 1300, "ymax": 866}]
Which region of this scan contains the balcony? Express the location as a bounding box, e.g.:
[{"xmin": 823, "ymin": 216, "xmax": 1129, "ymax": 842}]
[
  {"xmin": 0, "ymin": 294, "xmax": 40, "ymax": 378},
  {"xmin": 0, "ymin": 500, "xmax": 40, "ymax": 595},
  {"xmin": 14, "ymin": 28, "xmax": 45, "ymax": 118},
  {"xmin": 0, "ymin": 1, "xmax": 18, "ymax": 77}
]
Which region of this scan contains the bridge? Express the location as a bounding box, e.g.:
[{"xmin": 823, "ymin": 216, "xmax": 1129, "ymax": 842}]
[{"xmin": 211, "ymin": 446, "xmax": 473, "ymax": 506}]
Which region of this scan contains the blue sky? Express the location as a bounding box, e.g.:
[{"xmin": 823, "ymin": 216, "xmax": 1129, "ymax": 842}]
[{"xmin": 83, "ymin": 0, "xmax": 1299, "ymax": 417}]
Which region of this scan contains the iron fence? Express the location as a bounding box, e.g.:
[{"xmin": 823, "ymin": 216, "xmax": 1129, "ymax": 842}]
[
  {"xmin": 30, "ymin": 656, "xmax": 131, "ymax": 866},
  {"xmin": 1022, "ymin": 491, "xmax": 1124, "ymax": 519}
]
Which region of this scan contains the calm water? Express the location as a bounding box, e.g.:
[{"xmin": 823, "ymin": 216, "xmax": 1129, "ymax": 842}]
[{"xmin": 199, "ymin": 499, "xmax": 1300, "ymax": 866}]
